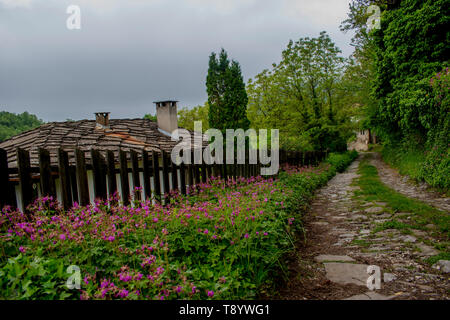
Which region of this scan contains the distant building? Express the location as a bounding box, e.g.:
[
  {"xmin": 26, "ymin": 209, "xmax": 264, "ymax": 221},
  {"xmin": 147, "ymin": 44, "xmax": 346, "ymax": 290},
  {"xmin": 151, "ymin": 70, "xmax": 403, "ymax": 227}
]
[{"xmin": 348, "ymin": 129, "xmax": 377, "ymax": 152}]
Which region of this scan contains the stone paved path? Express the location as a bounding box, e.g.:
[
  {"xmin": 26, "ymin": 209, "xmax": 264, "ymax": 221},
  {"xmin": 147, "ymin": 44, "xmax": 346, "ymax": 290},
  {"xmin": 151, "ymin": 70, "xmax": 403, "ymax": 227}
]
[{"xmin": 278, "ymin": 153, "xmax": 449, "ymax": 300}]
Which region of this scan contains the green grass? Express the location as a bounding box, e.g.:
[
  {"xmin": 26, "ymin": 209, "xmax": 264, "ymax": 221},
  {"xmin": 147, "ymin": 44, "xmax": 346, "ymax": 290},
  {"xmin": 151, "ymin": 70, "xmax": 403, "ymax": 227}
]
[
  {"xmin": 381, "ymin": 142, "xmax": 449, "ymax": 194},
  {"xmin": 382, "ymin": 144, "xmax": 426, "ymax": 181},
  {"xmin": 424, "ymin": 252, "xmax": 450, "ymax": 265},
  {"xmin": 354, "ymin": 156, "xmax": 450, "ymax": 241},
  {"xmin": 351, "ymin": 239, "xmax": 371, "ymax": 248}
]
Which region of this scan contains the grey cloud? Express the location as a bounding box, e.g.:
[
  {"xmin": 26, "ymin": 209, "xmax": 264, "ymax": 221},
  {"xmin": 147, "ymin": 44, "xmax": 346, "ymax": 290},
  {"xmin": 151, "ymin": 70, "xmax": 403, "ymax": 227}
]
[{"xmin": 0, "ymin": 0, "xmax": 354, "ymax": 122}]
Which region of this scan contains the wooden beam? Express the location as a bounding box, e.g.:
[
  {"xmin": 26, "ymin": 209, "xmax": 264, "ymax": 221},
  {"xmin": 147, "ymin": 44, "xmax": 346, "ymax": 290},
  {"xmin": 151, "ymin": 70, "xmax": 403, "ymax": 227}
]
[
  {"xmin": 119, "ymin": 149, "xmax": 130, "ymax": 206},
  {"xmin": 75, "ymin": 148, "xmax": 90, "ymax": 206},
  {"xmin": 0, "ymin": 148, "xmax": 16, "ymax": 208},
  {"xmin": 58, "ymin": 149, "xmax": 72, "ymax": 210}
]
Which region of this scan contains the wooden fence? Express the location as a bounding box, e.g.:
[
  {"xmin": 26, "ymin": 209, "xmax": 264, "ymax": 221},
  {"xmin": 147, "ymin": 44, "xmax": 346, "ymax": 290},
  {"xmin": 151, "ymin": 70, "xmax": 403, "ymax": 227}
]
[{"xmin": 0, "ymin": 147, "xmax": 327, "ymax": 211}]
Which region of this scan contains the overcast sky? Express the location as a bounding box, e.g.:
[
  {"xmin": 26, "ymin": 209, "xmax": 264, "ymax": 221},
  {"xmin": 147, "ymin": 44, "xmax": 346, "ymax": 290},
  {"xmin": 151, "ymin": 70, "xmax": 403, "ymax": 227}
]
[{"xmin": 0, "ymin": 0, "xmax": 355, "ymax": 122}]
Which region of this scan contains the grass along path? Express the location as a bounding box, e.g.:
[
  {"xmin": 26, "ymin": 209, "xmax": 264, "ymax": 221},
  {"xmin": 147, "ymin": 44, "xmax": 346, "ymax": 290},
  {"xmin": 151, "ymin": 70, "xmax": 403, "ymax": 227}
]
[{"xmin": 355, "ymin": 155, "xmax": 450, "ymax": 245}]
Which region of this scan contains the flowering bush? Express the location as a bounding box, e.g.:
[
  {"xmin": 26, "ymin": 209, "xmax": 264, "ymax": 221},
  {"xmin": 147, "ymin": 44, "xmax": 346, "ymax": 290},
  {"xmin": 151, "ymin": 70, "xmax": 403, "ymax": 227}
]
[{"xmin": 0, "ymin": 152, "xmax": 357, "ymax": 300}]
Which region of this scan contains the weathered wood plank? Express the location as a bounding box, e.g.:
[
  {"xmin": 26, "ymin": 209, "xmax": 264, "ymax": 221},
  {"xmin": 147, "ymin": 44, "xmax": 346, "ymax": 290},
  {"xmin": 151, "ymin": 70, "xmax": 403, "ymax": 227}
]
[
  {"xmin": 171, "ymin": 160, "xmax": 178, "ymax": 192},
  {"xmin": 142, "ymin": 150, "xmax": 152, "ymax": 200},
  {"xmin": 179, "ymin": 161, "xmax": 186, "ymax": 195},
  {"xmin": 119, "ymin": 149, "xmax": 130, "ymax": 206},
  {"xmin": 39, "ymin": 148, "xmax": 56, "ymax": 198},
  {"xmin": 16, "ymin": 148, "xmax": 33, "ymax": 210},
  {"xmin": 187, "ymin": 162, "xmax": 194, "ymax": 188},
  {"xmin": 57, "ymin": 149, "xmax": 72, "ymax": 210},
  {"xmin": 130, "ymin": 150, "xmax": 141, "ymax": 201},
  {"xmin": 91, "ymin": 149, "xmax": 107, "ymax": 200},
  {"xmin": 201, "ymin": 162, "xmax": 207, "ymax": 183},
  {"xmin": 152, "ymin": 151, "xmax": 161, "ymax": 201},
  {"xmin": 0, "ymin": 149, "xmax": 16, "ymax": 208},
  {"xmin": 161, "ymin": 151, "xmax": 170, "ymax": 196},
  {"xmin": 69, "ymin": 166, "xmax": 79, "ymax": 204},
  {"xmin": 106, "ymin": 150, "xmax": 118, "ymax": 199},
  {"xmin": 75, "ymin": 148, "xmax": 90, "ymax": 206}
]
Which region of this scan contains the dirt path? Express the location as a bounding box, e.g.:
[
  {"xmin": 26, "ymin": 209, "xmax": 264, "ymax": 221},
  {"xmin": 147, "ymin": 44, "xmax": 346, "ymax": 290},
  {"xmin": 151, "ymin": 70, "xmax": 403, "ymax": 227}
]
[
  {"xmin": 370, "ymin": 152, "xmax": 450, "ymax": 212},
  {"xmin": 277, "ymin": 153, "xmax": 449, "ymax": 300}
]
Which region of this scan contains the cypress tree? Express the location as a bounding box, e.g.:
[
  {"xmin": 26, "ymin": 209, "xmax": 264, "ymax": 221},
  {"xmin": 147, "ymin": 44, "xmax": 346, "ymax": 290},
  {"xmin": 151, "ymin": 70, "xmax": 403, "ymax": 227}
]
[{"xmin": 206, "ymin": 48, "xmax": 250, "ymax": 132}]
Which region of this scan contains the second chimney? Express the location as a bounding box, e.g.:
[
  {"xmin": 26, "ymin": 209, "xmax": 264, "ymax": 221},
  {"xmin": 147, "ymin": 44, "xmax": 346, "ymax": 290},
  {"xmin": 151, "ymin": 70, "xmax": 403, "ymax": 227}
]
[
  {"xmin": 154, "ymin": 100, "xmax": 178, "ymax": 134},
  {"xmin": 95, "ymin": 112, "xmax": 110, "ymax": 129}
]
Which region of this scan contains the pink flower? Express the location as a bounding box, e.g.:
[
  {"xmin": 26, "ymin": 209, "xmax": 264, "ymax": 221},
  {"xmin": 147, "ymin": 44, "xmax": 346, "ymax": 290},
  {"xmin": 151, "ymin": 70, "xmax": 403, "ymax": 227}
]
[
  {"xmin": 19, "ymin": 246, "xmax": 26, "ymax": 253},
  {"xmin": 59, "ymin": 234, "xmax": 66, "ymax": 241},
  {"xmin": 207, "ymin": 290, "xmax": 214, "ymax": 298}
]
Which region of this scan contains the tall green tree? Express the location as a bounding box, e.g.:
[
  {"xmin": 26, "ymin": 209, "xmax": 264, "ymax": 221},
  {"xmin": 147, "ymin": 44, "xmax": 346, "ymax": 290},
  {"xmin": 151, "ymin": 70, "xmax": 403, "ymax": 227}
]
[
  {"xmin": 247, "ymin": 32, "xmax": 349, "ymax": 151},
  {"xmin": 206, "ymin": 49, "xmax": 250, "ymax": 132}
]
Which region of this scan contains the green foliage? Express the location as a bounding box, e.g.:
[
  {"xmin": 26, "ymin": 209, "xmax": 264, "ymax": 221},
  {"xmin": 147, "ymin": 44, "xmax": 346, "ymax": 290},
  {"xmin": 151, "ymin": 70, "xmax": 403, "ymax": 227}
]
[
  {"xmin": 326, "ymin": 150, "xmax": 358, "ymax": 172},
  {"xmin": 0, "ymin": 111, "xmax": 43, "ymax": 141},
  {"xmin": 381, "ymin": 141, "xmax": 426, "ymax": 181},
  {"xmin": 246, "ymin": 32, "xmax": 353, "ymax": 151},
  {"xmin": 342, "ymin": 0, "xmax": 449, "ymax": 192},
  {"xmin": 0, "ymin": 253, "xmax": 76, "ymax": 299},
  {"xmin": 177, "ymin": 103, "xmax": 209, "ymax": 132},
  {"xmin": 207, "ymin": 49, "xmax": 250, "ymax": 132},
  {"xmin": 371, "ymin": 1, "xmax": 449, "ymax": 141},
  {"xmin": 380, "ymin": 67, "xmax": 449, "ymax": 191},
  {"xmin": 143, "ymin": 113, "xmax": 157, "ymax": 122}
]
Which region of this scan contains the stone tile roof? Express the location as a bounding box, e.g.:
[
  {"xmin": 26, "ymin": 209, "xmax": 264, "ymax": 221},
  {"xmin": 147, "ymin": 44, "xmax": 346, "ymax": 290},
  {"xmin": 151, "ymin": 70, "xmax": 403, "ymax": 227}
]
[{"xmin": 0, "ymin": 118, "xmax": 204, "ymax": 168}]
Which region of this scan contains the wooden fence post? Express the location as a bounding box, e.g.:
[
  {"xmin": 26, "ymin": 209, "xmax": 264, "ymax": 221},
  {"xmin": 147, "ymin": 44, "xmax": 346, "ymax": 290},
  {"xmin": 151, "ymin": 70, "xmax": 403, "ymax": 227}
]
[
  {"xmin": 0, "ymin": 149, "xmax": 16, "ymax": 209},
  {"xmin": 161, "ymin": 151, "xmax": 170, "ymax": 196},
  {"xmin": 69, "ymin": 166, "xmax": 79, "ymax": 204},
  {"xmin": 75, "ymin": 148, "xmax": 90, "ymax": 206},
  {"xmin": 142, "ymin": 150, "xmax": 152, "ymax": 200},
  {"xmin": 58, "ymin": 149, "xmax": 72, "ymax": 210},
  {"xmin": 201, "ymin": 161, "xmax": 207, "ymax": 183},
  {"xmin": 152, "ymin": 150, "xmax": 161, "ymax": 201},
  {"xmin": 39, "ymin": 148, "xmax": 56, "ymax": 198},
  {"xmin": 16, "ymin": 148, "xmax": 33, "ymax": 211},
  {"xmin": 179, "ymin": 161, "xmax": 186, "ymax": 195},
  {"xmin": 190, "ymin": 150, "xmax": 198, "ymax": 185},
  {"xmin": 171, "ymin": 158, "xmax": 178, "ymax": 191},
  {"xmin": 222, "ymin": 145, "xmax": 228, "ymax": 180},
  {"xmin": 91, "ymin": 149, "xmax": 107, "ymax": 200},
  {"xmin": 119, "ymin": 149, "xmax": 130, "ymax": 206},
  {"xmin": 106, "ymin": 150, "xmax": 118, "ymax": 199},
  {"xmin": 188, "ymin": 161, "xmax": 194, "ymax": 188},
  {"xmin": 130, "ymin": 150, "xmax": 141, "ymax": 201}
]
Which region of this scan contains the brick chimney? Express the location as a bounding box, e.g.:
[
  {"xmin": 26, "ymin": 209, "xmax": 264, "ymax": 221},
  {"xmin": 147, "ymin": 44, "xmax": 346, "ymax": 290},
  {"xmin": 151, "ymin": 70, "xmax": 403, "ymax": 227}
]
[
  {"xmin": 95, "ymin": 112, "xmax": 110, "ymax": 129},
  {"xmin": 154, "ymin": 101, "xmax": 178, "ymax": 134}
]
